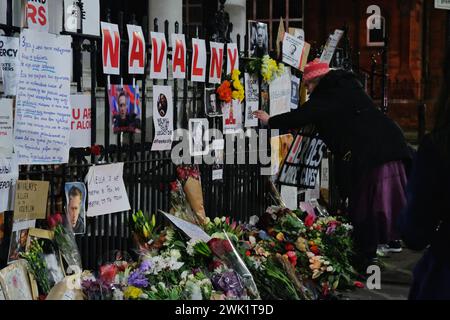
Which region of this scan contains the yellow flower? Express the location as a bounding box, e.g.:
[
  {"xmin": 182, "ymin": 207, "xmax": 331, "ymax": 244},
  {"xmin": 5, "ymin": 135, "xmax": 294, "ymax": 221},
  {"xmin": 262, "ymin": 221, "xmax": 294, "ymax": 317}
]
[
  {"xmin": 276, "ymin": 232, "xmax": 285, "ymax": 242},
  {"xmin": 124, "ymin": 286, "xmax": 143, "ymax": 300}
]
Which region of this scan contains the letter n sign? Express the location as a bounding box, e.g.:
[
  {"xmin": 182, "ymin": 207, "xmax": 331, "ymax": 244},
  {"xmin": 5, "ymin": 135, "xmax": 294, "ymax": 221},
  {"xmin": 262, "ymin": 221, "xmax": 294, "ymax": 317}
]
[{"xmin": 101, "ymin": 22, "xmax": 120, "ymax": 75}]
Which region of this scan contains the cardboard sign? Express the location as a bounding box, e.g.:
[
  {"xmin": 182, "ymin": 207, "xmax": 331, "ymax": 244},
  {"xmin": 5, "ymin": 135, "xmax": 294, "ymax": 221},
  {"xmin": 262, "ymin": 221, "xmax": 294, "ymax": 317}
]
[
  {"xmin": 320, "ymin": 29, "xmax": 344, "ymax": 65},
  {"xmin": 191, "ymin": 38, "xmax": 206, "ymax": 82},
  {"xmin": 161, "ymin": 211, "xmax": 212, "ymax": 243},
  {"xmin": 14, "ymin": 29, "xmax": 72, "ymax": 165},
  {"xmin": 25, "ymin": 0, "xmax": 49, "ymax": 32},
  {"xmin": 64, "ymin": 0, "xmax": 100, "ymax": 36},
  {"xmin": 150, "ymin": 32, "xmax": 167, "ymax": 79},
  {"xmin": 277, "ymin": 127, "xmax": 327, "ymax": 189},
  {"xmin": 127, "ymin": 24, "xmax": 145, "ymax": 75},
  {"xmin": 13, "ymin": 180, "xmax": 49, "ymax": 221},
  {"xmin": 0, "ymin": 157, "xmax": 18, "ymax": 212},
  {"xmin": 209, "ymin": 42, "xmax": 224, "ymax": 84},
  {"xmin": 0, "ymin": 36, "xmax": 19, "ymax": 96},
  {"xmin": 244, "ymin": 73, "xmax": 259, "ymax": 128},
  {"xmin": 101, "ymin": 22, "xmax": 120, "ymax": 75},
  {"xmin": 0, "ymin": 98, "xmax": 14, "ymax": 155},
  {"xmin": 171, "ymin": 33, "xmax": 186, "ymax": 79},
  {"xmin": 226, "ymin": 43, "xmax": 239, "ymax": 75},
  {"xmin": 69, "ymin": 94, "xmax": 91, "ymax": 148},
  {"xmin": 269, "ymin": 68, "xmax": 291, "ymax": 117},
  {"xmin": 85, "ymin": 163, "xmax": 131, "ymax": 217},
  {"xmin": 151, "ymin": 85, "xmax": 174, "ymax": 151},
  {"xmin": 222, "ymin": 99, "xmax": 243, "ymax": 134}
]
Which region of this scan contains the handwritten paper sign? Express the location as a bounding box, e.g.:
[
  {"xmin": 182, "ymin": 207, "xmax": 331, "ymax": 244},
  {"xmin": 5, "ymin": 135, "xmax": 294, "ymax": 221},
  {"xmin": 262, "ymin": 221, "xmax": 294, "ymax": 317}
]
[
  {"xmin": 25, "ymin": 0, "xmax": 49, "ymax": 32},
  {"xmin": 13, "ymin": 180, "xmax": 49, "ymax": 221},
  {"xmin": 14, "ymin": 29, "xmax": 72, "ymax": 165},
  {"xmin": 244, "ymin": 73, "xmax": 259, "ymax": 128},
  {"xmin": 160, "ymin": 211, "xmax": 212, "ymax": 243},
  {"xmin": 85, "ymin": 163, "xmax": 131, "ymax": 217},
  {"xmin": 69, "ymin": 94, "xmax": 91, "ymax": 148},
  {"xmin": 320, "ymin": 29, "xmax": 344, "ymax": 65},
  {"xmin": 269, "ymin": 68, "xmax": 291, "ymax": 117},
  {"xmin": 64, "ymin": 0, "xmax": 100, "ymax": 36},
  {"xmin": 151, "ymin": 85, "xmax": 174, "ymax": 151},
  {"xmin": 0, "ymin": 157, "xmax": 18, "ymax": 212},
  {"xmin": 0, "ymin": 36, "xmax": 19, "ymax": 96},
  {"xmin": 0, "ymin": 99, "xmax": 14, "ymax": 155}
]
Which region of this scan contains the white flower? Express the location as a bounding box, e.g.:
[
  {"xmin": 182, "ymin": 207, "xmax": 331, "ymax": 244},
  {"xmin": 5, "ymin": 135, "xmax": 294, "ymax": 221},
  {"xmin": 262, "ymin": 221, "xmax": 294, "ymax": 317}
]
[
  {"xmin": 249, "ymin": 236, "xmax": 256, "ymax": 245},
  {"xmin": 214, "ymin": 217, "xmax": 221, "ymax": 225},
  {"xmin": 249, "ymin": 215, "xmax": 259, "ymax": 226},
  {"xmin": 181, "ymin": 270, "xmax": 189, "ymax": 280},
  {"xmin": 158, "ymin": 282, "xmax": 166, "ymax": 290},
  {"xmin": 221, "ymin": 216, "xmax": 226, "ymax": 222},
  {"xmin": 326, "ymin": 266, "xmax": 334, "ymax": 272},
  {"xmin": 113, "ymin": 289, "xmax": 124, "ymax": 300},
  {"xmin": 170, "ymin": 249, "xmax": 181, "ymax": 260}
]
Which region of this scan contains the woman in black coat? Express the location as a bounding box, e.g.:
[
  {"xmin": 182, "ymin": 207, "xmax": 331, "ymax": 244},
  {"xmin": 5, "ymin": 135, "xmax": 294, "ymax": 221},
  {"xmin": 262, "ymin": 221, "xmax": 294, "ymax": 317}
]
[
  {"xmin": 254, "ymin": 59, "xmax": 412, "ymax": 268},
  {"xmin": 400, "ymin": 47, "xmax": 450, "ymax": 299}
]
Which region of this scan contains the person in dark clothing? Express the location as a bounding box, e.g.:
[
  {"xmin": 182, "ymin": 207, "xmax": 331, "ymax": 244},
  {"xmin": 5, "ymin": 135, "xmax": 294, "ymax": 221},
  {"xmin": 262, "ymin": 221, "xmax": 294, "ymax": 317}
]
[
  {"xmin": 254, "ymin": 59, "xmax": 412, "ymax": 268},
  {"xmin": 400, "ymin": 48, "xmax": 450, "ymax": 300}
]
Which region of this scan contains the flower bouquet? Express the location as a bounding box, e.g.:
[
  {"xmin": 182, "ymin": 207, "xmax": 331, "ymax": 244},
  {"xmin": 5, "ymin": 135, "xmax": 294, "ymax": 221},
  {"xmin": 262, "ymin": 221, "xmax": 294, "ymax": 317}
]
[
  {"xmin": 247, "ymin": 55, "xmax": 285, "ymax": 83},
  {"xmin": 20, "ymin": 240, "xmax": 52, "ymax": 297},
  {"xmin": 216, "ymin": 69, "xmax": 245, "ymax": 104},
  {"xmin": 130, "ymin": 210, "xmax": 158, "ymax": 252},
  {"xmin": 47, "ymin": 212, "xmax": 82, "ymax": 273},
  {"xmin": 176, "ymin": 165, "xmax": 206, "ymax": 225},
  {"xmin": 169, "ymin": 180, "xmax": 202, "ymax": 225}
]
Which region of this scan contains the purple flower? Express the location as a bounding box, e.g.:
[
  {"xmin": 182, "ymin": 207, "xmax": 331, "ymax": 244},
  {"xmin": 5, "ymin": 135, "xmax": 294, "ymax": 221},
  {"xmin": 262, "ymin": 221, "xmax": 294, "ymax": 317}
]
[
  {"xmin": 128, "ymin": 271, "xmax": 149, "ymax": 288},
  {"xmin": 139, "ymin": 259, "xmax": 153, "ymax": 273},
  {"xmin": 211, "ymin": 270, "xmax": 245, "ymax": 297}
]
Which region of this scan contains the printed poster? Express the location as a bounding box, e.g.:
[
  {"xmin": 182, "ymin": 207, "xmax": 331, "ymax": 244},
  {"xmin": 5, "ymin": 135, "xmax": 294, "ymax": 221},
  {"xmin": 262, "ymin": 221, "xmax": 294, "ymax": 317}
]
[
  {"xmin": 282, "ymin": 32, "xmax": 306, "ymax": 70},
  {"xmin": 222, "ymin": 99, "xmax": 243, "ymax": 134},
  {"xmin": 14, "ymin": 29, "xmax": 72, "ymax": 165},
  {"xmin": 151, "ymin": 85, "xmax": 174, "ymax": 151},
  {"xmin": 269, "ymin": 68, "xmax": 291, "ymax": 117},
  {"xmin": 64, "ymin": 0, "xmax": 100, "ymax": 36},
  {"xmin": 85, "ymin": 163, "xmax": 131, "ymax": 217},
  {"xmin": 0, "ymin": 156, "xmax": 18, "ymax": 212},
  {"xmin": 69, "ymin": 94, "xmax": 91, "ymax": 148},
  {"xmin": 25, "ymin": 0, "xmax": 49, "ymax": 32},
  {"xmin": 109, "ymin": 84, "xmax": 141, "ymax": 134},
  {"xmin": 0, "ymin": 36, "xmax": 19, "ymax": 96},
  {"xmin": 65, "ymin": 182, "xmax": 86, "ymax": 235},
  {"xmin": 244, "ymin": 73, "xmax": 259, "ymax": 128}
]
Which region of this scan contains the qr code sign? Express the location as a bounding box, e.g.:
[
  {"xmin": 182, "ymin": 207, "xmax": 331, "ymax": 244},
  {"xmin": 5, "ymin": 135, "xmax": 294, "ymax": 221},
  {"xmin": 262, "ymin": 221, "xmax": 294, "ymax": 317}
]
[{"xmin": 157, "ymin": 118, "xmax": 170, "ymax": 135}]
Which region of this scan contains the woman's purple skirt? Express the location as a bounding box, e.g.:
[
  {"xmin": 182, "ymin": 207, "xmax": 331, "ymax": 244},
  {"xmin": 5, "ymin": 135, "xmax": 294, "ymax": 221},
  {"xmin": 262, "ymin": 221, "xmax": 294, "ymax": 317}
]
[{"xmin": 349, "ymin": 160, "xmax": 408, "ymax": 257}]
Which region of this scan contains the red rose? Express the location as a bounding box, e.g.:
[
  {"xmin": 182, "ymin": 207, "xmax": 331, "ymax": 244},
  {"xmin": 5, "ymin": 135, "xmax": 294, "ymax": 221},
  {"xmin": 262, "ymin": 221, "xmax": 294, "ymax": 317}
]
[
  {"xmin": 99, "ymin": 264, "xmax": 117, "ymax": 284},
  {"xmin": 90, "ymin": 145, "xmax": 101, "ymax": 156},
  {"xmin": 222, "ymin": 239, "xmax": 233, "ymax": 253},
  {"xmin": 354, "ymin": 281, "xmax": 365, "ymax": 288},
  {"xmin": 208, "ymin": 238, "xmax": 226, "ymax": 256},
  {"xmin": 209, "ymin": 259, "xmax": 224, "ymax": 271},
  {"xmin": 245, "ymin": 250, "xmax": 251, "ymax": 257},
  {"xmin": 310, "ymin": 245, "xmax": 320, "ymax": 255},
  {"xmin": 322, "ymin": 282, "xmax": 330, "ymax": 297},
  {"xmin": 285, "ymin": 243, "xmax": 295, "ymax": 252},
  {"xmin": 170, "ymin": 181, "xmax": 179, "ymax": 192},
  {"xmin": 305, "ymin": 213, "xmax": 316, "ymax": 227},
  {"xmin": 47, "ymin": 215, "xmax": 56, "ymax": 229},
  {"xmin": 225, "ymin": 217, "xmax": 230, "ymax": 225},
  {"xmin": 230, "ymin": 221, "xmax": 237, "ymax": 230}
]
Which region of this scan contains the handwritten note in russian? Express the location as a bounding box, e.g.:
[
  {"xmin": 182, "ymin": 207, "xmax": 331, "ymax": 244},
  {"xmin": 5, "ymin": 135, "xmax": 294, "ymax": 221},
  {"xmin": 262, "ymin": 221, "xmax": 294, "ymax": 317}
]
[
  {"xmin": 14, "ymin": 29, "xmax": 72, "ymax": 165},
  {"xmin": 85, "ymin": 163, "xmax": 131, "ymax": 217}
]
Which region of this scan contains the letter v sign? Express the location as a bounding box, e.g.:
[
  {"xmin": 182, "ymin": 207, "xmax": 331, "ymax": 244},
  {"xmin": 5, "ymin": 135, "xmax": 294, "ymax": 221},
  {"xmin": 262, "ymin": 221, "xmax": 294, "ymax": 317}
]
[{"xmin": 150, "ymin": 32, "xmax": 168, "ymax": 79}]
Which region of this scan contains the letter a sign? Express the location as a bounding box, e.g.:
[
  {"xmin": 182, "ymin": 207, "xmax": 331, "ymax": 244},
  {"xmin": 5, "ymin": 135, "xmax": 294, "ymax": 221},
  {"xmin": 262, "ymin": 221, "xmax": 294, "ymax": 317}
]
[
  {"xmin": 150, "ymin": 32, "xmax": 168, "ymax": 79},
  {"xmin": 26, "ymin": 0, "xmax": 49, "ymax": 32},
  {"xmin": 127, "ymin": 24, "xmax": 145, "ymax": 74},
  {"xmin": 101, "ymin": 22, "xmax": 120, "ymax": 75}
]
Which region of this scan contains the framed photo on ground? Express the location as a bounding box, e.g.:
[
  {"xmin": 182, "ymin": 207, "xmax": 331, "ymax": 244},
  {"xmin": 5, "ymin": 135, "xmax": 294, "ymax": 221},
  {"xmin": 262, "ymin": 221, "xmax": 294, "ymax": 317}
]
[{"xmin": 0, "ymin": 259, "xmax": 33, "ymax": 300}]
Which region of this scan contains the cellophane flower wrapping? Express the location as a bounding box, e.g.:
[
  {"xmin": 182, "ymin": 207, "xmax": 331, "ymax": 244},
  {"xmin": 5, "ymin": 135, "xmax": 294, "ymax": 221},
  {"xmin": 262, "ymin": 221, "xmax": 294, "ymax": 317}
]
[
  {"xmin": 48, "ymin": 213, "xmax": 82, "ymax": 274},
  {"xmin": 169, "ymin": 180, "xmax": 202, "ymax": 225}
]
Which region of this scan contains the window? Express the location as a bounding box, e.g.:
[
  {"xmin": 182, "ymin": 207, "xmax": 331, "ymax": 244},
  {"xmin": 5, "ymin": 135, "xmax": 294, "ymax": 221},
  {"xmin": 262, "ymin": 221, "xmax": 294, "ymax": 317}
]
[{"xmin": 247, "ymin": 0, "xmax": 304, "ymax": 51}]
